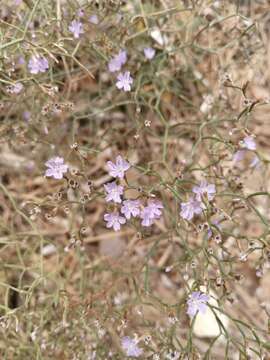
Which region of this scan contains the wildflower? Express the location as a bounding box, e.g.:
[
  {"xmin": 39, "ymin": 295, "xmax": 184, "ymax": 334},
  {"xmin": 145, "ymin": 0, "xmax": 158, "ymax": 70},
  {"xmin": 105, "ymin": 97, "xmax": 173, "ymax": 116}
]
[
  {"xmin": 250, "ymin": 155, "xmax": 260, "ymax": 168},
  {"xmin": 144, "ymin": 47, "xmax": 155, "ymax": 60},
  {"xmin": 241, "ymin": 136, "xmax": 256, "ymax": 151},
  {"xmin": 104, "ymin": 181, "xmax": 124, "ymax": 203},
  {"xmin": 28, "ymin": 55, "xmax": 49, "ymax": 74},
  {"xmin": 192, "ymin": 180, "xmax": 216, "ymax": 201},
  {"xmin": 89, "ymin": 14, "xmax": 99, "ymax": 24},
  {"xmin": 108, "ymin": 50, "xmax": 127, "ymax": 73},
  {"xmin": 233, "ymin": 149, "xmax": 246, "ymax": 163},
  {"xmin": 6, "ymin": 82, "xmax": 23, "ymax": 94},
  {"xmin": 121, "ymin": 336, "xmax": 143, "ymax": 358},
  {"xmin": 106, "ymin": 155, "xmax": 130, "ymax": 179},
  {"xmin": 121, "ymin": 199, "xmax": 141, "ymax": 219},
  {"xmin": 187, "ymin": 291, "xmax": 209, "ymax": 318},
  {"xmin": 104, "ymin": 212, "xmax": 126, "ymax": 231},
  {"xmin": 140, "ymin": 200, "xmax": 163, "ymax": 227},
  {"xmin": 45, "ymin": 157, "xmax": 68, "ymax": 179},
  {"xmin": 146, "ymin": 200, "xmax": 163, "ymax": 217},
  {"xmin": 116, "ymin": 71, "xmax": 133, "ymax": 92},
  {"xmin": 69, "ymin": 20, "xmax": 84, "ymax": 38},
  {"xmin": 180, "ymin": 197, "xmax": 204, "ymax": 221}
]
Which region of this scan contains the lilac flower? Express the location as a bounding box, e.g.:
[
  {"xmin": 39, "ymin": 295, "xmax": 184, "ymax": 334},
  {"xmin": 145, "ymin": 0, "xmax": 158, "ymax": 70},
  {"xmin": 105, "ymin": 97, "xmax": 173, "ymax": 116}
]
[
  {"xmin": 104, "ymin": 181, "xmax": 124, "ymax": 203},
  {"xmin": 144, "ymin": 47, "xmax": 155, "ymax": 60},
  {"xmin": 89, "ymin": 14, "xmax": 99, "ymax": 24},
  {"xmin": 116, "ymin": 71, "xmax": 133, "ymax": 92},
  {"xmin": 104, "ymin": 212, "xmax": 126, "ymax": 231},
  {"xmin": 6, "ymin": 82, "xmax": 23, "ymax": 94},
  {"xmin": 68, "ymin": 20, "xmax": 84, "ymax": 39},
  {"xmin": 45, "ymin": 157, "xmax": 68, "ymax": 179},
  {"xmin": 108, "ymin": 50, "xmax": 127, "ymax": 73},
  {"xmin": 233, "ymin": 149, "xmax": 246, "ymax": 163},
  {"xmin": 192, "ymin": 180, "xmax": 216, "ymax": 202},
  {"xmin": 121, "ymin": 336, "xmax": 143, "ymax": 358},
  {"xmin": 187, "ymin": 291, "xmax": 209, "ymax": 318},
  {"xmin": 106, "ymin": 155, "xmax": 130, "ymax": 179},
  {"xmin": 241, "ymin": 136, "xmax": 256, "ymax": 151},
  {"xmin": 250, "ymin": 155, "xmax": 260, "ymax": 169},
  {"xmin": 121, "ymin": 200, "xmax": 141, "ymax": 219},
  {"xmin": 140, "ymin": 200, "xmax": 163, "ymax": 227},
  {"xmin": 28, "ymin": 55, "xmax": 49, "ymax": 74},
  {"xmin": 180, "ymin": 197, "xmax": 204, "ymax": 221},
  {"xmin": 140, "ymin": 207, "xmax": 155, "ymax": 227}
]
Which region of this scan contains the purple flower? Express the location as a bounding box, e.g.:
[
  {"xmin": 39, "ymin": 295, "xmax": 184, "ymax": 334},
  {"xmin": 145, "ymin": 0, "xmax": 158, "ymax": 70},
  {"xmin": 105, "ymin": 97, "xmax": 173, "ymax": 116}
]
[
  {"xmin": 45, "ymin": 157, "xmax": 68, "ymax": 179},
  {"xmin": 241, "ymin": 136, "xmax": 256, "ymax": 151},
  {"xmin": 116, "ymin": 71, "xmax": 133, "ymax": 92},
  {"xmin": 187, "ymin": 291, "xmax": 209, "ymax": 318},
  {"xmin": 68, "ymin": 20, "xmax": 84, "ymax": 38},
  {"xmin": 108, "ymin": 50, "xmax": 127, "ymax": 73},
  {"xmin": 233, "ymin": 149, "xmax": 246, "ymax": 163},
  {"xmin": 6, "ymin": 82, "xmax": 23, "ymax": 94},
  {"xmin": 104, "ymin": 181, "xmax": 124, "ymax": 203},
  {"xmin": 104, "ymin": 212, "xmax": 126, "ymax": 231},
  {"xmin": 28, "ymin": 55, "xmax": 49, "ymax": 74},
  {"xmin": 180, "ymin": 197, "xmax": 204, "ymax": 221},
  {"xmin": 106, "ymin": 155, "xmax": 130, "ymax": 179},
  {"xmin": 121, "ymin": 200, "xmax": 141, "ymax": 219},
  {"xmin": 140, "ymin": 200, "xmax": 163, "ymax": 227},
  {"xmin": 250, "ymin": 155, "xmax": 260, "ymax": 169},
  {"xmin": 144, "ymin": 47, "xmax": 155, "ymax": 60},
  {"xmin": 89, "ymin": 14, "xmax": 99, "ymax": 24},
  {"xmin": 121, "ymin": 336, "xmax": 143, "ymax": 358},
  {"xmin": 192, "ymin": 180, "xmax": 216, "ymax": 202}
]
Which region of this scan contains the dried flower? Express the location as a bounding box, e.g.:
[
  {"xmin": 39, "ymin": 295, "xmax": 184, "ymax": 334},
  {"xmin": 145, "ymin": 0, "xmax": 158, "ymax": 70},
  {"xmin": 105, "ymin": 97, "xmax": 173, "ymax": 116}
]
[
  {"xmin": 106, "ymin": 155, "xmax": 130, "ymax": 179},
  {"xmin": 116, "ymin": 71, "xmax": 133, "ymax": 92},
  {"xmin": 121, "ymin": 336, "xmax": 143, "ymax": 358},
  {"xmin": 144, "ymin": 47, "xmax": 155, "ymax": 60},
  {"xmin": 187, "ymin": 291, "xmax": 209, "ymax": 318},
  {"xmin": 180, "ymin": 197, "xmax": 204, "ymax": 221},
  {"xmin": 68, "ymin": 20, "xmax": 84, "ymax": 38},
  {"xmin": 28, "ymin": 55, "xmax": 49, "ymax": 74},
  {"xmin": 104, "ymin": 181, "xmax": 124, "ymax": 203},
  {"xmin": 104, "ymin": 212, "xmax": 126, "ymax": 231},
  {"xmin": 45, "ymin": 157, "xmax": 68, "ymax": 179}
]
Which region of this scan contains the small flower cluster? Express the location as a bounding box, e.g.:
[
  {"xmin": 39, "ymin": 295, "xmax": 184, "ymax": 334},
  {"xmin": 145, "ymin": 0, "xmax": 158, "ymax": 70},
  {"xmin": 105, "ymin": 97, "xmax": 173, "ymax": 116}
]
[
  {"xmin": 104, "ymin": 155, "xmax": 163, "ymax": 231},
  {"xmin": 107, "ymin": 49, "xmax": 133, "ymax": 92},
  {"xmin": 180, "ymin": 180, "xmax": 216, "ymax": 221}
]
